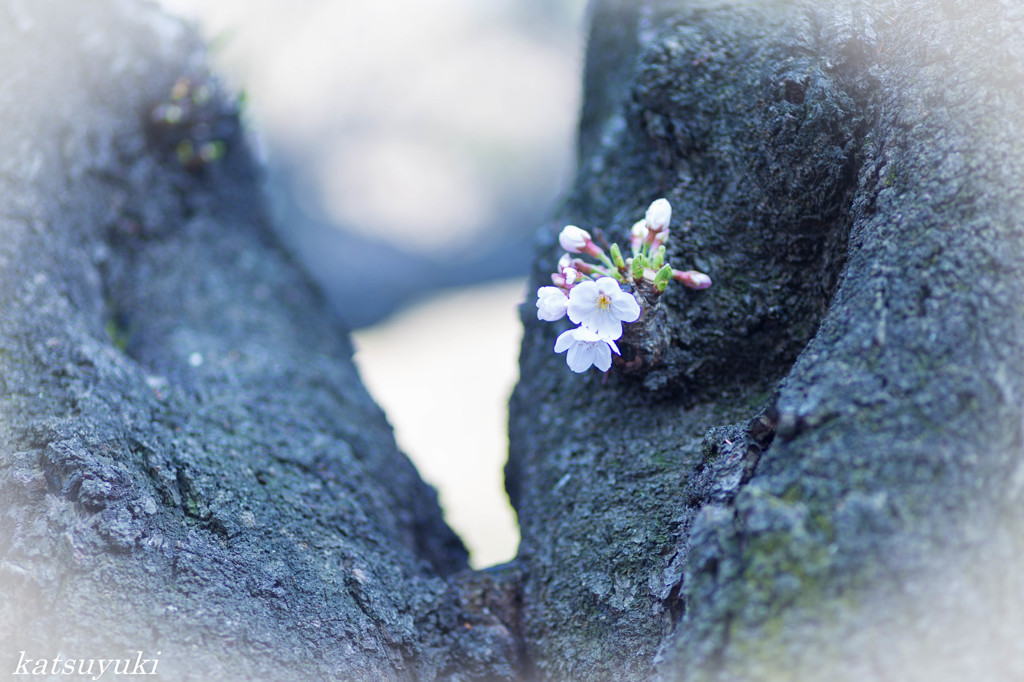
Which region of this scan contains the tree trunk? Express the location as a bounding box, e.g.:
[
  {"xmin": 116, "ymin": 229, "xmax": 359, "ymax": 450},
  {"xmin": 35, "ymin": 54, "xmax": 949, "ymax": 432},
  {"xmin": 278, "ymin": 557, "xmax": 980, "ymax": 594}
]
[
  {"xmin": 509, "ymin": 0, "xmax": 1024, "ymax": 680},
  {"xmin": 0, "ymin": 1, "xmax": 517, "ymax": 679},
  {"xmin": 3, "ymin": 0, "xmax": 1023, "ymax": 681}
]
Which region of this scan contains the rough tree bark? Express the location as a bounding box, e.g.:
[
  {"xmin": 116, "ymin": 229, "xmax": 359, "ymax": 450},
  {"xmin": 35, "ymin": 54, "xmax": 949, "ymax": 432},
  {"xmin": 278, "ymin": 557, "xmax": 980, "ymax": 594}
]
[
  {"xmin": 2, "ymin": 0, "xmax": 1023, "ymax": 681},
  {"xmin": 0, "ymin": 1, "xmax": 517, "ymax": 680},
  {"xmin": 509, "ymin": 0, "xmax": 1024, "ymax": 680}
]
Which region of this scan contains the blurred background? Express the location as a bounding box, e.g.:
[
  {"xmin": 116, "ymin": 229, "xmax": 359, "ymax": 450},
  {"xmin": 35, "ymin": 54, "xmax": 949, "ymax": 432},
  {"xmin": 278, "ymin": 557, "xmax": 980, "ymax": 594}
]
[{"xmin": 155, "ymin": 0, "xmax": 588, "ymax": 568}]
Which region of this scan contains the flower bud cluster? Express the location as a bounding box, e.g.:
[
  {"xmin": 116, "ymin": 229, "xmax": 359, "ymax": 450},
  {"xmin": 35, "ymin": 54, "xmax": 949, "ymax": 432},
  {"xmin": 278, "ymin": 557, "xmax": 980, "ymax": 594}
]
[{"xmin": 535, "ymin": 198, "xmax": 712, "ymax": 373}]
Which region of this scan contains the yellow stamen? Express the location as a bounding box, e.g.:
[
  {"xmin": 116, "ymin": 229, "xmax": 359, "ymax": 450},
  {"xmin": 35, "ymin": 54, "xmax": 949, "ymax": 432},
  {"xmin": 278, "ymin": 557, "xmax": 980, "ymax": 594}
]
[{"xmin": 597, "ymin": 293, "xmax": 611, "ymax": 311}]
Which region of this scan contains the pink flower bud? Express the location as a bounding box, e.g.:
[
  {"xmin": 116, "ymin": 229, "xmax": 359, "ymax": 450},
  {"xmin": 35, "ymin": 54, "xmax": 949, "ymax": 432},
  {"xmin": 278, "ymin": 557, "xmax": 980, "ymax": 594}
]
[
  {"xmin": 558, "ymin": 225, "xmax": 591, "ymax": 253},
  {"xmin": 630, "ymin": 220, "xmax": 648, "ymax": 254},
  {"xmin": 558, "ymin": 224, "xmax": 604, "ymax": 258},
  {"xmin": 536, "ymin": 286, "xmax": 569, "ymax": 321},
  {"xmin": 552, "ymin": 266, "xmax": 582, "ymax": 290},
  {"xmin": 645, "ymin": 198, "xmax": 672, "ymax": 233},
  {"xmin": 672, "ymin": 269, "xmax": 712, "ymax": 289},
  {"xmin": 571, "ymin": 258, "xmax": 599, "ymax": 275},
  {"xmin": 650, "ymin": 229, "xmax": 670, "ymax": 251},
  {"xmin": 557, "ymin": 254, "xmax": 582, "ymax": 285}
]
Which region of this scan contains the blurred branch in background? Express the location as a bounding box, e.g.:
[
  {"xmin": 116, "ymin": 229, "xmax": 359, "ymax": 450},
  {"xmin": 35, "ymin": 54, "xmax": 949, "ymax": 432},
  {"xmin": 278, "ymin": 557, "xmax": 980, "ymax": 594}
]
[
  {"xmin": 159, "ymin": 0, "xmax": 587, "ymax": 327},
  {"xmin": 156, "ymin": 0, "xmax": 587, "ymax": 567}
]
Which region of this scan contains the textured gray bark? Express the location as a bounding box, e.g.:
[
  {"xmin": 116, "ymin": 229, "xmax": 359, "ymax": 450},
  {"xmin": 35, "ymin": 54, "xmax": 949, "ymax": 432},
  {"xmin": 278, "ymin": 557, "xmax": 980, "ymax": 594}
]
[
  {"xmin": 508, "ymin": 0, "xmax": 1024, "ymax": 680},
  {"xmin": 0, "ymin": 1, "xmax": 518, "ymax": 680},
  {"xmin": 4, "ymin": 0, "xmax": 1024, "ymax": 681}
]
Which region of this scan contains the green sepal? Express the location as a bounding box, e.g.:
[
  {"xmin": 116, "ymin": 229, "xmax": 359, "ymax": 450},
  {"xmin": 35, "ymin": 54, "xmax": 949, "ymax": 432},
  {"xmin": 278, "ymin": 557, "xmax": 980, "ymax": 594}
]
[
  {"xmin": 652, "ymin": 245, "xmax": 667, "ymax": 270},
  {"xmin": 654, "ymin": 264, "xmax": 673, "ymax": 292},
  {"xmin": 632, "ymin": 253, "xmax": 646, "ymax": 281},
  {"xmin": 610, "ymin": 242, "xmax": 626, "ymax": 271}
]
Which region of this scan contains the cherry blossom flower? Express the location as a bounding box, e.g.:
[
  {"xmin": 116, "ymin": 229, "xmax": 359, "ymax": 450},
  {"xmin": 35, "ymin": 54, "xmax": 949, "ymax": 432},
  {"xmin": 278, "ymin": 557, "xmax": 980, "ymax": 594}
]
[
  {"xmin": 536, "ymin": 286, "xmax": 569, "ymax": 321},
  {"xmin": 538, "ymin": 198, "xmax": 712, "ymax": 376},
  {"xmin": 567, "ymin": 276, "xmax": 641, "ymax": 340},
  {"xmin": 554, "ymin": 326, "xmax": 620, "ymax": 373}
]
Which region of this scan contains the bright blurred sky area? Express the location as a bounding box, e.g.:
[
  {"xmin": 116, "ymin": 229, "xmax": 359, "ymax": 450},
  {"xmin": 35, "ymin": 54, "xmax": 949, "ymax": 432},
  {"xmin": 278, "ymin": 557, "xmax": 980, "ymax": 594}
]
[
  {"xmin": 158, "ymin": 0, "xmax": 585, "ymax": 251},
  {"xmin": 156, "ymin": 0, "xmax": 587, "ymax": 567},
  {"xmin": 352, "ymin": 280, "xmax": 526, "ymax": 569}
]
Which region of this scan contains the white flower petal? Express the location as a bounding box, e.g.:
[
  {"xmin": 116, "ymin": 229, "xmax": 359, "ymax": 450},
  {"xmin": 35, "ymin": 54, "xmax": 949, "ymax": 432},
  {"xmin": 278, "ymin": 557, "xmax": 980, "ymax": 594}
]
[
  {"xmin": 590, "ymin": 315, "xmax": 622, "ymax": 340},
  {"xmin": 553, "ymin": 328, "xmax": 576, "ymax": 353},
  {"xmin": 610, "ymin": 292, "xmax": 641, "ymax": 322},
  {"xmin": 566, "ymin": 280, "xmax": 598, "ymax": 325},
  {"xmin": 569, "ymin": 327, "xmax": 599, "ymax": 342},
  {"xmin": 593, "ymin": 276, "xmax": 621, "ymax": 291},
  {"xmin": 591, "ymin": 342, "xmax": 613, "ymax": 372},
  {"xmin": 554, "ymin": 326, "xmax": 618, "ymax": 373},
  {"xmin": 565, "ymin": 342, "xmax": 594, "ymax": 372}
]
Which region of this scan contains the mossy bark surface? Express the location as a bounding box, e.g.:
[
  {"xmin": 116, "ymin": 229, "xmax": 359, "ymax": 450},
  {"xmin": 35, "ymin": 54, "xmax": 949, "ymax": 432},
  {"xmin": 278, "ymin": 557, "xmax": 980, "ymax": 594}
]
[{"xmin": 509, "ymin": 0, "xmax": 1024, "ymax": 680}]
